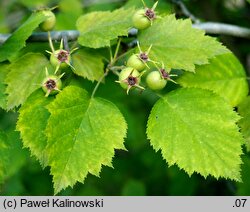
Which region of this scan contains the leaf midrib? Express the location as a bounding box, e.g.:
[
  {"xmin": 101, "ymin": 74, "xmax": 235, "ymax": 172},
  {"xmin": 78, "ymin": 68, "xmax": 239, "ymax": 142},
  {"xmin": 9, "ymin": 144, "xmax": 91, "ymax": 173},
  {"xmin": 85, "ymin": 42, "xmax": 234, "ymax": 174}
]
[{"xmin": 55, "ymin": 97, "xmax": 93, "ymax": 191}]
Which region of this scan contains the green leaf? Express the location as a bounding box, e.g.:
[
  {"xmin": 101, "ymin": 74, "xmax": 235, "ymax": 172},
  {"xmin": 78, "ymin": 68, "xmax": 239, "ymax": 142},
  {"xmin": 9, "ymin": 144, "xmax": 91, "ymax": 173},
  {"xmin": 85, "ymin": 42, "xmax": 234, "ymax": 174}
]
[
  {"xmin": 0, "ymin": 63, "xmax": 9, "ymax": 109},
  {"xmin": 8, "ymin": 42, "xmax": 50, "ymax": 63},
  {"xmin": 76, "ymin": 8, "xmax": 134, "ymax": 48},
  {"xmin": 72, "ymin": 49, "xmax": 104, "ymax": 81},
  {"xmin": 238, "ymin": 96, "xmax": 250, "ymax": 151},
  {"xmin": 0, "ymin": 11, "xmax": 50, "ymax": 62},
  {"xmin": 17, "ymin": 90, "xmax": 53, "ymax": 167},
  {"xmin": 0, "ymin": 130, "xmax": 27, "ymax": 183},
  {"xmin": 139, "ymin": 15, "xmax": 229, "ymax": 72},
  {"xmin": 178, "ymin": 53, "xmax": 248, "ymax": 107},
  {"xmin": 147, "ymin": 88, "xmax": 243, "ymax": 181},
  {"xmin": 4, "ymin": 130, "xmax": 28, "ymax": 178},
  {"xmin": 5, "ymin": 53, "xmax": 51, "ymax": 110},
  {"xmin": 46, "ymin": 86, "xmax": 127, "ymax": 194}
]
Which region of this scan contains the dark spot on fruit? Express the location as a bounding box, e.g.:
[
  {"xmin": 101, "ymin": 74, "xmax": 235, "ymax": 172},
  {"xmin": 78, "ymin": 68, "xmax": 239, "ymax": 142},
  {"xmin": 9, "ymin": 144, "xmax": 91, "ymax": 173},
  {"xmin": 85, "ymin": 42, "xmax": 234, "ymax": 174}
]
[
  {"xmin": 57, "ymin": 50, "xmax": 69, "ymax": 62},
  {"xmin": 145, "ymin": 9, "xmax": 155, "ymax": 20},
  {"xmin": 160, "ymin": 69, "xmax": 170, "ymax": 79},
  {"xmin": 127, "ymin": 76, "xmax": 137, "ymax": 86},
  {"xmin": 45, "ymin": 79, "xmax": 56, "ymax": 90},
  {"xmin": 139, "ymin": 52, "xmax": 148, "ymax": 62}
]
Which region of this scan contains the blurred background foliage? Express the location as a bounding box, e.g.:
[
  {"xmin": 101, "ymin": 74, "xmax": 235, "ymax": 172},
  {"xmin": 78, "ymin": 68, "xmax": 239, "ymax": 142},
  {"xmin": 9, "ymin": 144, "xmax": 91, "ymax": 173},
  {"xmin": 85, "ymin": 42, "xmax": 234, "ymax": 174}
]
[{"xmin": 0, "ymin": 0, "xmax": 250, "ymax": 195}]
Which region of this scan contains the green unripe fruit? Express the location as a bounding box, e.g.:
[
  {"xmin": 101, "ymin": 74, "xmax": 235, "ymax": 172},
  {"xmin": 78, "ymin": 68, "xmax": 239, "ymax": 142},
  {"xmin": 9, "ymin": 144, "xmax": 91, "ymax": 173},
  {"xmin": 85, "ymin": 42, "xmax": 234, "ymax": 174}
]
[
  {"xmin": 40, "ymin": 10, "xmax": 56, "ymax": 31},
  {"xmin": 127, "ymin": 54, "xmax": 146, "ymax": 71},
  {"xmin": 132, "ymin": 9, "xmax": 151, "ymax": 30},
  {"xmin": 146, "ymin": 71, "xmax": 167, "ymax": 90},
  {"xmin": 119, "ymin": 67, "xmax": 140, "ymax": 90},
  {"xmin": 50, "ymin": 49, "xmax": 70, "ymax": 69},
  {"xmin": 42, "ymin": 75, "xmax": 62, "ymax": 95}
]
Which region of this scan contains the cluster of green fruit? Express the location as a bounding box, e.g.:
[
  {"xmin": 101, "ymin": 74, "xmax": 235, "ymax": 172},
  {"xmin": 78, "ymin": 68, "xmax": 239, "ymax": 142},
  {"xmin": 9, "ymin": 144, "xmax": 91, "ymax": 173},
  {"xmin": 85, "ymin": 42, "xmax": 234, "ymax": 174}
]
[
  {"xmin": 117, "ymin": 2, "xmax": 176, "ymax": 94},
  {"xmin": 117, "ymin": 42, "xmax": 175, "ymax": 94},
  {"xmin": 38, "ymin": 2, "xmax": 176, "ymax": 97},
  {"xmin": 40, "ymin": 9, "xmax": 74, "ymax": 96}
]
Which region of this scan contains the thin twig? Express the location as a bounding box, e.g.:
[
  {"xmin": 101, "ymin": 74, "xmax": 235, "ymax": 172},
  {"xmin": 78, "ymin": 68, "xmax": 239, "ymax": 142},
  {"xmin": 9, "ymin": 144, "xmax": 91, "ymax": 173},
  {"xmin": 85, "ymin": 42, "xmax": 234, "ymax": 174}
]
[
  {"xmin": 109, "ymin": 47, "xmax": 113, "ymax": 62},
  {"xmin": 112, "ymin": 38, "xmax": 121, "ymax": 64},
  {"xmin": 48, "ymin": 31, "xmax": 55, "ymax": 52},
  {"xmin": 0, "ymin": 29, "xmax": 137, "ymax": 44},
  {"xmin": 1, "ymin": 23, "xmax": 250, "ymax": 45},
  {"xmin": 62, "ymin": 32, "xmax": 70, "ymax": 52},
  {"xmin": 0, "ymin": 30, "xmax": 80, "ymax": 44},
  {"xmin": 172, "ymin": 0, "xmax": 200, "ymax": 24},
  {"xmin": 91, "ymin": 37, "xmax": 123, "ymax": 98},
  {"xmin": 172, "ymin": 0, "xmax": 250, "ymax": 38},
  {"xmin": 193, "ymin": 22, "xmax": 250, "ymax": 38},
  {"xmin": 91, "ymin": 69, "xmax": 109, "ymax": 98}
]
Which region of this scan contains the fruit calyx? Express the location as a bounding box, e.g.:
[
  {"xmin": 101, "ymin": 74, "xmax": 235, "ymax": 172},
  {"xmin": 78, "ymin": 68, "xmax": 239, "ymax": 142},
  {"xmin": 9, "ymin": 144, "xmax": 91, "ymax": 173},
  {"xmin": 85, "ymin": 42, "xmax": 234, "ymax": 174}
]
[
  {"xmin": 143, "ymin": 1, "xmax": 158, "ymax": 21},
  {"xmin": 116, "ymin": 67, "xmax": 145, "ymax": 94},
  {"xmin": 56, "ymin": 49, "xmax": 70, "ymax": 63},
  {"xmin": 157, "ymin": 63, "xmax": 178, "ymax": 84},
  {"xmin": 42, "ymin": 67, "xmax": 64, "ymax": 97},
  {"xmin": 46, "ymin": 38, "xmax": 78, "ymax": 73}
]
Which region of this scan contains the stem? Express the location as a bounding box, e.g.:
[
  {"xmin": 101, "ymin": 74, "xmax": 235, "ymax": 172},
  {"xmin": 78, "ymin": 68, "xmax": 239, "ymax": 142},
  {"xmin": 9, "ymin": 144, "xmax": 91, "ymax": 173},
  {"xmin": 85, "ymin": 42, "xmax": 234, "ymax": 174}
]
[
  {"xmin": 193, "ymin": 22, "xmax": 250, "ymax": 39},
  {"xmin": 91, "ymin": 69, "xmax": 109, "ymax": 98},
  {"xmin": 91, "ymin": 38, "xmax": 124, "ymax": 98},
  {"xmin": 109, "ymin": 65, "xmax": 126, "ymax": 71},
  {"xmin": 117, "ymin": 51, "xmax": 130, "ymax": 60},
  {"xmin": 48, "ymin": 31, "xmax": 55, "ymax": 52},
  {"xmin": 70, "ymin": 40, "xmax": 79, "ymax": 52},
  {"xmin": 111, "ymin": 70, "xmax": 120, "ymax": 76},
  {"xmin": 109, "ymin": 47, "xmax": 113, "ymax": 62},
  {"xmin": 113, "ymin": 38, "xmax": 122, "ymax": 63},
  {"xmin": 62, "ymin": 32, "xmax": 70, "ymax": 51},
  {"xmin": 172, "ymin": 0, "xmax": 200, "ymax": 24}
]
